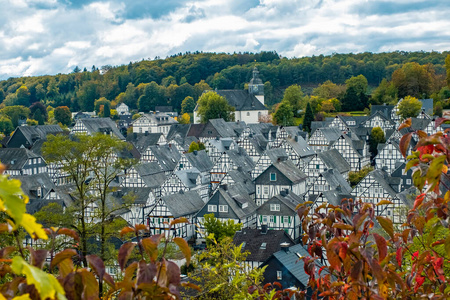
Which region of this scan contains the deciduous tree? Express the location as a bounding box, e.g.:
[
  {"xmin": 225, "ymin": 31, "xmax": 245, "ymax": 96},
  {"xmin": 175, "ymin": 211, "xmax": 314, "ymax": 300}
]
[
  {"xmin": 54, "ymin": 106, "xmax": 72, "ymax": 125},
  {"xmin": 397, "ymin": 95, "xmax": 422, "ymax": 119},
  {"xmin": 197, "ymin": 91, "xmax": 235, "ymax": 123},
  {"xmin": 273, "ymin": 101, "xmax": 294, "ymax": 126}
]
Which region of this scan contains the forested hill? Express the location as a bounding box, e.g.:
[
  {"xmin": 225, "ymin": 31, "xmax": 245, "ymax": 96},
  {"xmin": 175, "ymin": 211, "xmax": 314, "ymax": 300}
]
[{"xmin": 0, "ymin": 50, "xmax": 449, "ymax": 114}]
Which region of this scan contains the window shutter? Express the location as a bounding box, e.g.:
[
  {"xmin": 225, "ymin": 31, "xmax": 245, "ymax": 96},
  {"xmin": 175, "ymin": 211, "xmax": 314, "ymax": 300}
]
[
  {"xmin": 274, "ymin": 216, "xmax": 276, "ymax": 223},
  {"xmin": 281, "ymin": 216, "xmax": 283, "ymax": 223},
  {"xmin": 260, "ymin": 215, "xmax": 262, "ymax": 223},
  {"xmin": 288, "ymin": 216, "xmax": 291, "ymax": 223}
]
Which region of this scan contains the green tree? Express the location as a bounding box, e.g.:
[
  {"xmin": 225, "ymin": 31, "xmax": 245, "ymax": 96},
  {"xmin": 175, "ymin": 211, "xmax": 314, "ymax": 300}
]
[
  {"xmin": 397, "ymin": 96, "xmax": 422, "ymax": 119},
  {"xmin": 313, "ymin": 80, "xmax": 345, "ymax": 99},
  {"xmin": 54, "ymin": 106, "xmax": 71, "ymax": 126},
  {"xmin": 0, "ymin": 117, "xmax": 14, "ymax": 135},
  {"xmin": 446, "ymin": 54, "xmax": 450, "ymax": 88},
  {"xmin": 179, "ymin": 113, "xmax": 190, "ymax": 124},
  {"xmin": 0, "ymin": 105, "xmax": 30, "ymax": 127},
  {"xmin": 181, "ymin": 96, "xmax": 196, "ymax": 114},
  {"xmin": 435, "ymin": 101, "xmax": 443, "ymax": 117},
  {"xmin": 282, "ymin": 84, "xmax": 304, "ymax": 115},
  {"xmin": 391, "ymin": 62, "xmax": 434, "ymax": 98},
  {"xmin": 30, "ymin": 102, "xmax": 48, "ymax": 121},
  {"xmin": 33, "ymin": 109, "xmax": 45, "ymax": 125},
  {"xmin": 197, "ymin": 91, "xmax": 235, "ymax": 123},
  {"xmin": 341, "ymin": 86, "xmax": 361, "ymax": 111},
  {"xmin": 15, "ymin": 85, "xmax": 31, "ymax": 106},
  {"xmin": 94, "ymin": 97, "xmax": 111, "ymax": 117},
  {"xmin": 138, "ymin": 82, "xmax": 163, "ymax": 112},
  {"xmin": 202, "ymin": 213, "xmax": 243, "ymax": 245},
  {"xmin": 273, "ymin": 101, "xmax": 294, "ymax": 126},
  {"xmin": 193, "ymin": 80, "xmax": 211, "ymax": 100},
  {"xmin": 371, "ymin": 78, "xmax": 398, "ymax": 105},
  {"xmin": 369, "ymin": 127, "xmax": 385, "ymax": 158},
  {"xmin": 348, "ymin": 165, "xmax": 373, "ymax": 187},
  {"xmin": 46, "ymin": 78, "xmax": 60, "ymax": 100},
  {"xmin": 303, "ymin": 101, "xmax": 314, "ymax": 133},
  {"xmin": 345, "ymin": 74, "xmax": 368, "ymax": 95}
]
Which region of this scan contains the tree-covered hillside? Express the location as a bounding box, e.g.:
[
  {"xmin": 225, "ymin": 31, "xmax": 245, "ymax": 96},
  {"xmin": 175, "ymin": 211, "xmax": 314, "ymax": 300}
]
[{"xmin": 0, "ymin": 51, "xmax": 449, "ymax": 117}]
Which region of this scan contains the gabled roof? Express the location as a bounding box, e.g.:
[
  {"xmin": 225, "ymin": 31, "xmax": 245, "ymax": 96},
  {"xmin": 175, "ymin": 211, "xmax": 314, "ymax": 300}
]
[
  {"xmin": 148, "ymin": 144, "xmax": 181, "ymax": 172},
  {"xmin": 134, "ymin": 162, "xmax": 166, "ymax": 188},
  {"xmin": 265, "ymin": 148, "xmax": 289, "ymax": 163},
  {"xmin": 317, "ymin": 127, "xmax": 342, "ymax": 143},
  {"xmin": 0, "ymin": 148, "xmax": 41, "ymax": 170},
  {"xmin": 310, "ymin": 120, "xmax": 332, "ymax": 133},
  {"xmin": 226, "ymin": 169, "xmax": 255, "ymax": 195},
  {"xmin": 166, "ymin": 124, "xmax": 191, "ymax": 142},
  {"xmin": 226, "ymin": 147, "xmax": 255, "ymax": 173},
  {"xmin": 317, "ymin": 149, "xmax": 350, "ymax": 174},
  {"xmin": 204, "ymin": 119, "xmax": 237, "ymax": 138},
  {"xmin": 271, "ymin": 160, "xmax": 307, "ymax": 184},
  {"xmin": 362, "ymin": 110, "xmax": 395, "ymax": 126},
  {"xmin": 419, "ymin": 98, "xmax": 434, "ymax": 115},
  {"xmin": 247, "ymin": 134, "xmax": 268, "ymax": 155},
  {"xmin": 185, "ymin": 150, "xmax": 213, "ymax": 172},
  {"xmin": 258, "ymin": 191, "xmax": 303, "ymax": 215},
  {"xmin": 367, "ymin": 169, "xmax": 401, "ymax": 197},
  {"xmin": 174, "ymin": 169, "xmax": 200, "ymax": 188},
  {"xmin": 109, "ymin": 187, "xmax": 152, "ymax": 206},
  {"xmin": 284, "ymin": 136, "xmax": 315, "ymax": 158},
  {"xmin": 227, "ymin": 121, "xmax": 247, "ymax": 137},
  {"xmin": 161, "ymin": 190, "xmax": 204, "ymax": 218},
  {"xmin": 78, "ymin": 118, "xmax": 125, "ymax": 140},
  {"xmin": 215, "ymin": 90, "xmax": 267, "ymax": 111},
  {"xmin": 263, "ymin": 243, "xmax": 323, "ymax": 288},
  {"xmin": 322, "ymin": 190, "xmax": 354, "ymax": 206},
  {"xmin": 7, "ymin": 125, "xmax": 63, "ymax": 148},
  {"xmin": 371, "ymin": 105, "xmax": 395, "ymax": 120},
  {"xmin": 320, "ymin": 169, "xmax": 352, "ymax": 194},
  {"xmin": 126, "ymin": 133, "xmax": 163, "ymax": 152},
  {"xmin": 233, "ymin": 228, "xmax": 294, "ymax": 263}
]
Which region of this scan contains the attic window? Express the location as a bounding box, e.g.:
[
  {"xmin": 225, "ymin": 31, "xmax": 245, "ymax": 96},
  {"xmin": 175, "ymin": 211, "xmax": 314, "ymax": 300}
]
[
  {"xmin": 260, "ymin": 242, "xmax": 267, "ymax": 250},
  {"xmin": 270, "ymin": 173, "xmax": 276, "ymax": 181},
  {"xmin": 270, "ymin": 204, "xmax": 280, "ymax": 211},
  {"xmin": 277, "ymin": 271, "xmax": 282, "ymax": 280}
]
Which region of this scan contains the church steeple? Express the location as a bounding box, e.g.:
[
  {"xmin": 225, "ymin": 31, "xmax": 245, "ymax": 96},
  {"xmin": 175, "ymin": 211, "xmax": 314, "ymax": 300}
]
[{"xmin": 248, "ymin": 66, "xmax": 265, "ymax": 105}]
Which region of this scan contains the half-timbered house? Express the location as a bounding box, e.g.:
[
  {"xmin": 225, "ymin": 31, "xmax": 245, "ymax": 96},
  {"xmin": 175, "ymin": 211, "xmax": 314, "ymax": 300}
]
[
  {"xmin": 147, "ymin": 190, "xmax": 204, "ymax": 240},
  {"xmin": 254, "ymin": 160, "xmax": 307, "ymax": 206},
  {"xmin": 278, "ymin": 136, "xmax": 315, "ymax": 169},
  {"xmin": 374, "ymin": 140, "xmax": 404, "ymax": 173},
  {"xmin": 0, "ymin": 148, "xmax": 47, "ymax": 176},
  {"xmin": 256, "ymin": 190, "xmax": 303, "ymax": 242},
  {"xmin": 308, "ymin": 127, "xmax": 341, "ymax": 152},
  {"xmin": 331, "ymin": 133, "xmax": 370, "ymax": 171},
  {"xmin": 71, "ymin": 118, "xmax": 125, "ymax": 139},
  {"xmin": 131, "ymin": 113, "xmax": 178, "ymax": 136},
  {"xmin": 195, "ymin": 184, "xmax": 258, "ymax": 240}
]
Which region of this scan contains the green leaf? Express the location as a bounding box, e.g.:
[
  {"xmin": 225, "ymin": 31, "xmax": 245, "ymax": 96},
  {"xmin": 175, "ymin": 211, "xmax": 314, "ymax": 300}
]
[
  {"xmin": 376, "ymin": 216, "xmax": 394, "ymax": 239},
  {"xmin": 173, "ymin": 237, "xmax": 191, "ymax": 266},
  {"xmin": 11, "ymin": 256, "xmax": 66, "ymax": 300}
]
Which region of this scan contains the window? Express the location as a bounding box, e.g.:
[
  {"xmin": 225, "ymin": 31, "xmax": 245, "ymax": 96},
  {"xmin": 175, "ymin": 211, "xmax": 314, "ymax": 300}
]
[
  {"xmin": 219, "ymin": 205, "xmax": 228, "ymax": 213},
  {"xmin": 247, "ymin": 112, "xmax": 250, "ymax": 116},
  {"xmin": 270, "ymin": 204, "xmax": 280, "ymax": 211},
  {"xmin": 316, "ymin": 164, "xmax": 320, "ymax": 169},
  {"xmin": 277, "ymin": 271, "xmax": 282, "ymax": 280},
  {"xmin": 260, "ymin": 242, "xmax": 266, "ymax": 249},
  {"xmin": 270, "ymin": 173, "xmax": 276, "ymax": 181},
  {"xmin": 406, "ymin": 179, "xmax": 412, "ymax": 185},
  {"xmin": 263, "ymin": 216, "xmax": 268, "ymax": 224},
  {"xmin": 269, "ymin": 215, "xmax": 275, "ymax": 223},
  {"xmin": 264, "ymin": 186, "xmax": 269, "ymax": 194},
  {"xmin": 207, "ymin": 205, "xmax": 217, "ymax": 212},
  {"xmin": 283, "ymin": 216, "xmax": 289, "ymax": 224}
]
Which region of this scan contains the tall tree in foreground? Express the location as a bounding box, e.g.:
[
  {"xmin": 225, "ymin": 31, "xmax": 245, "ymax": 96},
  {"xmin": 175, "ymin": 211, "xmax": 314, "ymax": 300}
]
[
  {"xmin": 303, "ymin": 101, "xmax": 314, "ymax": 133},
  {"xmin": 197, "ymin": 91, "xmax": 235, "ymax": 123}
]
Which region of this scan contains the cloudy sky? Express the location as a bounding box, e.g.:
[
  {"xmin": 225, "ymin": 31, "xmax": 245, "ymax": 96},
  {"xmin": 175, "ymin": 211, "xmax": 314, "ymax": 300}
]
[{"xmin": 1, "ymin": 0, "xmax": 449, "ymax": 79}]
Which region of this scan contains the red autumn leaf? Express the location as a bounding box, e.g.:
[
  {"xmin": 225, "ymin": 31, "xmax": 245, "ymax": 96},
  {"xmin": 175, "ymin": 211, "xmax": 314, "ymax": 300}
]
[
  {"xmin": 398, "ymin": 118, "xmax": 412, "ymax": 130},
  {"xmin": 399, "ymin": 132, "xmax": 413, "ymax": 158},
  {"xmin": 396, "ymin": 247, "xmax": 403, "ymax": 267},
  {"xmin": 413, "ymin": 193, "xmax": 426, "ymax": 210},
  {"xmin": 338, "ymin": 242, "xmax": 348, "ymax": 260},
  {"xmin": 57, "ymin": 228, "xmax": 80, "ymax": 242},
  {"xmin": 86, "ymin": 255, "xmax": 106, "ymax": 283},
  {"xmin": 373, "ymin": 233, "xmax": 387, "ymax": 262},
  {"xmin": 414, "ymin": 275, "xmax": 425, "ymax": 293},
  {"xmin": 118, "ymin": 242, "xmax": 136, "ymax": 271},
  {"xmin": 412, "ymin": 251, "xmax": 419, "ymax": 260},
  {"xmin": 417, "ymin": 145, "xmax": 434, "ymax": 159},
  {"xmin": 120, "ymin": 226, "xmax": 135, "ymax": 237}
]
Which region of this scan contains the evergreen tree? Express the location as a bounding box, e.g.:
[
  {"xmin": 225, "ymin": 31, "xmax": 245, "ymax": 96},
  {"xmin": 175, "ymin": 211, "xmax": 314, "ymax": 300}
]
[
  {"xmin": 341, "ymin": 86, "xmax": 360, "ymax": 112},
  {"xmin": 33, "ymin": 109, "xmax": 45, "ymax": 125},
  {"xmin": 303, "ymin": 102, "xmax": 314, "ymax": 133}
]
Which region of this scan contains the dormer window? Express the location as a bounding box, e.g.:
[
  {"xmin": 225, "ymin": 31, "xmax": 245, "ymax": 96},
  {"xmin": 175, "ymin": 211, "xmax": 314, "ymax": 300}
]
[{"xmin": 260, "ymin": 242, "xmax": 266, "ymax": 250}]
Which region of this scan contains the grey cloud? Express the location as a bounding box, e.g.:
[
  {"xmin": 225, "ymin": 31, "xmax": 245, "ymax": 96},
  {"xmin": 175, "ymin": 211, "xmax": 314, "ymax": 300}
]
[{"xmin": 182, "ymin": 6, "xmax": 206, "ymax": 23}]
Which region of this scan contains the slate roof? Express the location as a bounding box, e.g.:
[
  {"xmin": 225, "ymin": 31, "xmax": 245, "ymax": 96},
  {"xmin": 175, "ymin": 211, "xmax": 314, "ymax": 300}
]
[
  {"xmin": 185, "ymin": 150, "xmax": 213, "ymax": 172},
  {"xmin": 233, "ymin": 228, "xmax": 294, "ymax": 263},
  {"xmin": 285, "ymin": 136, "xmax": 315, "ymax": 158},
  {"xmin": 371, "ymin": 105, "xmax": 395, "ymax": 120},
  {"xmin": 258, "ymin": 190, "xmax": 303, "ymax": 215},
  {"xmin": 317, "ymin": 149, "xmax": 350, "ymax": 174},
  {"xmin": 319, "ymin": 127, "xmax": 342, "ymax": 143},
  {"xmin": 272, "ymin": 160, "xmax": 308, "ymax": 184},
  {"xmin": 166, "ymin": 124, "xmax": 190, "ymax": 142},
  {"xmin": 227, "ymin": 121, "xmax": 247, "ymax": 137},
  {"xmin": 215, "ymin": 90, "xmax": 267, "ymax": 111},
  {"xmin": 206, "ymin": 119, "xmax": 237, "ymax": 138},
  {"xmin": 310, "ymin": 120, "xmax": 332, "ymax": 133},
  {"xmin": 174, "ymin": 169, "xmax": 201, "ymax": 189},
  {"xmin": 396, "ymin": 187, "xmax": 418, "ymax": 208},
  {"xmin": 7, "ymin": 125, "xmax": 64, "ymax": 148},
  {"xmin": 226, "ymin": 147, "xmax": 256, "ymax": 173},
  {"xmin": 148, "ymin": 144, "xmax": 181, "ymax": 172},
  {"xmin": 161, "ymin": 190, "xmax": 205, "ymax": 218},
  {"xmin": 78, "ymin": 118, "xmax": 125, "ymax": 139},
  {"xmin": 265, "ymin": 148, "xmax": 289, "ymax": 163},
  {"xmin": 134, "ymin": 162, "xmax": 166, "ymax": 188},
  {"xmin": 226, "ymin": 169, "xmax": 255, "ymax": 195},
  {"xmin": 419, "ymin": 98, "xmax": 434, "ymax": 115},
  {"xmin": 126, "ymin": 133, "xmax": 163, "ymax": 152},
  {"xmin": 322, "ymin": 190, "xmax": 354, "ymax": 206},
  {"xmin": 247, "ymin": 134, "xmax": 268, "ymax": 155},
  {"xmin": 263, "ymin": 243, "xmax": 324, "ymax": 289},
  {"xmin": 368, "ymin": 169, "xmax": 401, "ymax": 196},
  {"xmin": 320, "ymin": 169, "xmax": 352, "ymax": 194},
  {"xmin": 0, "ymin": 148, "xmax": 41, "ymax": 170}
]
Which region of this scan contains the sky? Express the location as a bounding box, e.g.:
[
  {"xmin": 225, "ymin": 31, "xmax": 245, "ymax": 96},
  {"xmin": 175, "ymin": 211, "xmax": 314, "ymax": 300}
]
[{"xmin": 1, "ymin": 0, "xmax": 449, "ymax": 79}]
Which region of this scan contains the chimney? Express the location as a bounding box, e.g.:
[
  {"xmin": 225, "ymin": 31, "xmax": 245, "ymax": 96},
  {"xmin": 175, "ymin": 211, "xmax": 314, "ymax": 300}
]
[
  {"xmin": 193, "ymin": 150, "xmax": 198, "ymax": 155},
  {"xmin": 134, "ymin": 132, "xmax": 137, "ymax": 139},
  {"xmin": 145, "ymin": 131, "xmax": 148, "ymax": 136},
  {"xmin": 220, "ymin": 184, "xmax": 228, "ymax": 191},
  {"xmin": 294, "ymin": 136, "xmax": 298, "ymax": 142},
  {"xmin": 261, "ymin": 224, "xmax": 268, "ymax": 234},
  {"xmin": 280, "ymin": 190, "xmax": 286, "ymax": 197},
  {"xmin": 280, "ymin": 242, "xmax": 290, "ymax": 252}
]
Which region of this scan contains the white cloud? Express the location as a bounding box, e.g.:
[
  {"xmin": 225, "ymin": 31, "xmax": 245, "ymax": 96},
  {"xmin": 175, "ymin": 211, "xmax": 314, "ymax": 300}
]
[{"xmin": 1, "ymin": 0, "xmax": 450, "ymax": 79}]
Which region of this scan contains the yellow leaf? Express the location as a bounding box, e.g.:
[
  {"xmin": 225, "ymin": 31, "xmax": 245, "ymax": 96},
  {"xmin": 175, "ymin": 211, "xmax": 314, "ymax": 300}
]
[
  {"xmin": 442, "ymin": 164, "xmax": 448, "ymax": 174},
  {"xmin": 11, "ymin": 257, "xmax": 66, "ymax": 300},
  {"xmin": 13, "ymin": 295, "xmax": 32, "ymax": 300},
  {"xmin": 21, "ymin": 214, "xmax": 48, "ymax": 240}
]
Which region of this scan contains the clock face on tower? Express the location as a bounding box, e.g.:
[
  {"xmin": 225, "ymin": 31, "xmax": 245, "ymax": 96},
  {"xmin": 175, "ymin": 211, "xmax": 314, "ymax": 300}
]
[{"xmin": 253, "ymin": 85, "xmax": 258, "ymax": 92}]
